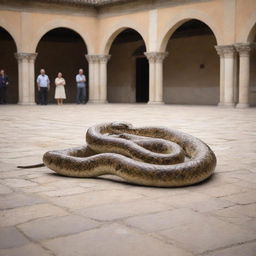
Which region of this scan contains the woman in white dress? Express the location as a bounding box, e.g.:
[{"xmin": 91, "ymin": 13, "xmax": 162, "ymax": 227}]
[{"xmin": 55, "ymin": 72, "xmax": 66, "ymax": 105}]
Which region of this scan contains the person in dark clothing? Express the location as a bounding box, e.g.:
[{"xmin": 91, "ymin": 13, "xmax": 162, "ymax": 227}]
[
  {"xmin": 75, "ymin": 69, "xmax": 86, "ymax": 104},
  {"xmin": 0, "ymin": 69, "xmax": 9, "ymax": 104},
  {"xmin": 37, "ymin": 69, "xmax": 50, "ymax": 105}
]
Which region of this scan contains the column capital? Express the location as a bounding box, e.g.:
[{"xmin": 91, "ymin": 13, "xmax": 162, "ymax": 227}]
[
  {"xmin": 86, "ymin": 54, "xmax": 111, "ymax": 64},
  {"xmin": 15, "ymin": 52, "xmax": 38, "ymax": 62},
  {"xmin": 234, "ymin": 43, "xmax": 255, "ymax": 57},
  {"xmin": 215, "ymin": 45, "xmax": 224, "ymax": 57},
  {"xmin": 144, "ymin": 52, "xmax": 168, "ymax": 63},
  {"xmin": 98, "ymin": 54, "xmax": 111, "ymax": 64},
  {"xmin": 85, "ymin": 55, "xmax": 100, "ymax": 63},
  {"xmin": 215, "ymin": 45, "xmax": 236, "ymax": 58}
]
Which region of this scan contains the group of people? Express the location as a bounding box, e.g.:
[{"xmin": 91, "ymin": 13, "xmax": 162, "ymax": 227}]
[
  {"xmin": 0, "ymin": 68, "xmax": 86, "ymax": 105},
  {"xmin": 37, "ymin": 68, "xmax": 86, "ymax": 105},
  {"xmin": 0, "ymin": 69, "xmax": 9, "ymax": 104}
]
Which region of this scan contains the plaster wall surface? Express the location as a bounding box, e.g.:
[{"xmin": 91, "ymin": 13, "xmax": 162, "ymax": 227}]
[
  {"xmin": 107, "ymin": 40, "xmax": 144, "ymax": 103},
  {"xmin": 163, "ymin": 34, "xmax": 219, "ymax": 105}
]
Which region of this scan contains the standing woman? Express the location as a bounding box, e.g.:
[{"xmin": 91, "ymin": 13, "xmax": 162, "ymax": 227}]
[{"xmin": 55, "ymin": 72, "xmax": 66, "ymax": 105}]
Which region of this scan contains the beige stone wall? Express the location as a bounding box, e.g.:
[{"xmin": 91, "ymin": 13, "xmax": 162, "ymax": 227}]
[
  {"xmin": 26, "ymin": 12, "xmax": 97, "ymax": 54},
  {"xmin": 163, "ymin": 34, "xmax": 219, "ymax": 105},
  {"xmin": 0, "ymin": 0, "xmax": 256, "ymax": 106},
  {"xmin": 236, "ymin": 0, "xmax": 256, "ymax": 42},
  {"xmin": 97, "ymin": 11, "xmax": 149, "ymax": 54},
  {"xmin": 1, "ymin": 0, "xmax": 256, "ymax": 54},
  {"xmin": 157, "ymin": 0, "xmax": 224, "ymax": 51},
  {"xmin": 107, "ymin": 40, "xmax": 144, "ymax": 103},
  {"xmin": 0, "ymin": 10, "xmax": 21, "ymax": 50},
  {"xmin": 0, "ymin": 9, "xmax": 97, "ymax": 53}
]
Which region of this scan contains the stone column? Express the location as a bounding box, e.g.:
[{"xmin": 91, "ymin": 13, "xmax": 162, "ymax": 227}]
[
  {"xmin": 235, "ymin": 43, "xmax": 253, "ymax": 108},
  {"xmin": 86, "ymin": 55, "xmax": 100, "ymax": 103},
  {"xmin": 99, "ymin": 55, "xmax": 111, "ymax": 103},
  {"xmin": 215, "ymin": 46, "xmax": 225, "ymax": 105},
  {"xmin": 15, "ymin": 52, "xmax": 37, "ymax": 105},
  {"xmin": 223, "ymin": 45, "xmax": 236, "ymax": 106},
  {"xmin": 233, "ymin": 50, "xmax": 239, "ymax": 104},
  {"xmin": 144, "ymin": 52, "xmax": 156, "ymax": 103},
  {"xmin": 144, "ymin": 52, "xmax": 168, "ymax": 104},
  {"xmin": 86, "ymin": 54, "xmax": 111, "ymax": 103},
  {"xmin": 28, "ymin": 53, "xmax": 37, "ymax": 104},
  {"xmin": 215, "ymin": 45, "xmax": 236, "ymax": 107}
]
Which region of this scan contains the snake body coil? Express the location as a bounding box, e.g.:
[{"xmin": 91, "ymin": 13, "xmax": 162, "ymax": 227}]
[{"xmin": 43, "ymin": 122, "xmax": 216, "ymax": 187}]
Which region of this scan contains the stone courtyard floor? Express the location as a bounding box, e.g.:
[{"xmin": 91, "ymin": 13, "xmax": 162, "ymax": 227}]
[{"xmin": 0, "ymin": 104, "xmax": 255, "ymax": 256}]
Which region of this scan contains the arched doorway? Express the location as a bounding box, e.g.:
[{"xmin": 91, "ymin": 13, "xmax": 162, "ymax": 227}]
[
  {"xmin": 35, "ymin": 28, "xmax": 88, "ymax": 104},
  {"xmin": 107, "ymin": 29, "xmax": 149, "ymax": 103},
  {"xmin": 163, "ymin": 19, "xmax": 219, "ymax": 105},
  {"xmin": 0, "ymin": 27, "xmax": 18, "ymax": 103},
  {"xmin": 249, "ymin": 24, "xmax": 256, "ymax": 106}
]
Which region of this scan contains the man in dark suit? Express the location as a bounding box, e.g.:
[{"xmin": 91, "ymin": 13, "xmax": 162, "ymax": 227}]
[{"xmin": 0, "ymin": 69, "xmax": 9, "ymax": 104}]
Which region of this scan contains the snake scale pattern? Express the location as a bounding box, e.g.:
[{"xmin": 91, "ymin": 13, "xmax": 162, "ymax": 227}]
[{"xmin": 43, "ymin": 122, "xmax": 216, "ymax": 187}]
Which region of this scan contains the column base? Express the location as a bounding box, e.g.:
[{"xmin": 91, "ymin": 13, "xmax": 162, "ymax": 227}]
[
  {"xmin": 147, "ymin": 101, "xmax": 164, "ymax": 105},
  {"xmin": 87, "ymin": 100, "xmax": 108, "ymax": 104},
  {"xmin": 219, "ymin": 102, "xmax": 235, "ymax": 107},
  {"xmin": 236, "ymin": 103, "xmax": 249, "ymax": 108},
  {"xmin": 18, "ymin": 102, "xmax": 36, "ymax": 105}
]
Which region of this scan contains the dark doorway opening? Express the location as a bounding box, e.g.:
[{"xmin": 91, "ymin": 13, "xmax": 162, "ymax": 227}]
[
  {"xmin": 0, "ymin": 27, "xmax": 18, "ymax": 103},
  {"xmin": 136, "ymin": 57, "xmax": 149, "ymax": 102},
  {"xmin": 35, "ymin": 27, "xmax": 88, "ymax": 104},
  {"xmin": 249, "ymin": 27, "xmax": 256, "ymax": 106},
  {"xmin": 163, "ymin": 19, "xmax": 219, "ymax": 105},
  {"xmin": 107, "ymin": 29, "xmax": 148, "ymax": 103}
]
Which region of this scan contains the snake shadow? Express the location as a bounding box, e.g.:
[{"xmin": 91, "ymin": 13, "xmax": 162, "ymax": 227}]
[{"xmin": 47, "ymin": 172, "xmax": 216, "ymax": 189}]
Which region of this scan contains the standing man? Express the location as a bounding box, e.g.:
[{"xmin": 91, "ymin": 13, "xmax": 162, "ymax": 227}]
[
  {"xmin": 37, "ymin": 69, "xmax": 50, "ymax": 105},
  {"xmin": 0, "ymin": 69, "xmax": 9, "ymax": 104},
  {"xmin": 76, "ymin": 68, "xmax": 86, "ymax": 104}
]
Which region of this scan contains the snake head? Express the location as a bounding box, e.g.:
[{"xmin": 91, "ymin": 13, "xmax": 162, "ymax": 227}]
[{"xmin": 110, "ymin": 122, "xmax": 132, "ymax": 131}]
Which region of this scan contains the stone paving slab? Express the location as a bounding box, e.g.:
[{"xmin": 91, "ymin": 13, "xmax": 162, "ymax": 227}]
[
  {"xmin": 221, "ymin": 190, "xmax": 256, "ymax": 204},
  {"xmin": 206, "ymin": 241, "xmax": 256, "ymax": 256},
  {"xmin": 124, "ymin": 208, "xmax": 205, "ymax": 232},
  {"xmin": 0, "ymin": 204, "xmax": 68, "ymax": 227},
  {"xmin": 0, "ymin": 184, "xmax": 13, "ymax": 195},
  {"xmin": 49, "ymin": 189, "xmax": 144, "ymax": 210},
  {"xmin": 211, "ymin": 204, "xmax": 256, "ymax": 231},
  {"xmin": 158, "ymin": 215, "xmax": 256, "ymax": 254},
  {"xmin": 202, "ymin": 183, "xmax": 249, "ymax": 197},
  {"xmin": 0, "ymin": 226, "xmax": 30, "ymax": 249},
  {"xmin": 0, "ymin": 193, "xmax": 46, "ymax": 210},
  {"xmin": 1, "ymin": 178, "xmax": 37, "ymax": 188},
  {"xmin": 0, "ymin": 104, "xmax": 256, "ymax": 256},
  {"xmin": 43, "ymin": 223, "xmax": 193, "ymax": 256},
  {"xmin": 18, "ymin": 214, "xmax": 100, "ymax": 241},
  {"xmin": 74, "ymin": 198, "xmax": 174, "ymax": 221},
  {"xmin": 0, "ymin": 243, "xmax": 53, "ymax": 256}
]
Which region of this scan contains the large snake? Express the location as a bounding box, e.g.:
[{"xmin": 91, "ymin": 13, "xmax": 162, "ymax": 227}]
[{"xmin": 41, "ymin": 122, "xmax": 216, "ymax": 187}]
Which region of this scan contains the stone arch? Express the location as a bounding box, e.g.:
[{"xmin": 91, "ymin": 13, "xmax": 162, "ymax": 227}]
[
  {"xmin": 0, "ymin": 26, "xmax": 18, "ymax": 103},
  {"xmin": 0, "ymin": 21, "xmax": 18, "ymax": 51},
  {"xmin": 158, "ymin": 9, "xmax": 222, "ymax": 52},
  {"xmin": 106, "ymin": 26, "xmax": 148, "ymax": 103},
  {"xmin": 242, "ymin": 15, "xmax": 256, "ymax": 107},
  {"xmin": 99, "ymin": 20, "xmax": 148, "ymax": 54},
  {"xmin": 162, "ymin": 19, "xmax": 219, "ymax": 105},
  {"xmin": 35, "ymin": 27, "xmax": 89, "ymax": 104},
  {"xmin": 30, "ymin": 19, "xmax": 92, "ymax": 53},
  {"xmin": 246, "ymin": 22, "xmax": 256, "ymax": 43},
  {"xmin": 237, "ymin": 12, "xmax": 256, "ymax": 43}
]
